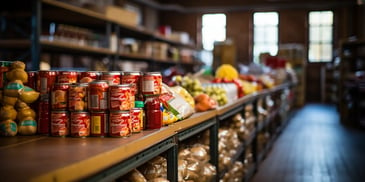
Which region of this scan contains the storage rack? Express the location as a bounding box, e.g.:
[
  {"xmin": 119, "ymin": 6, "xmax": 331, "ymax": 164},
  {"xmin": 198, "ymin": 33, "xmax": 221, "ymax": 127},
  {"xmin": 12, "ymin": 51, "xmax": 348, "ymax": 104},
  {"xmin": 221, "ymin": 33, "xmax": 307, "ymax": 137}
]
[
  {"xmin": 0, "ymin": 0, "xmax": 201, "ymax": 71},
  {"xmin": 0, "ymin": 83, "xmax": 295, "ymax": 182},
  {"xmin": 338, "ymin": 40, "xmax": 365, "ymax": 127}
]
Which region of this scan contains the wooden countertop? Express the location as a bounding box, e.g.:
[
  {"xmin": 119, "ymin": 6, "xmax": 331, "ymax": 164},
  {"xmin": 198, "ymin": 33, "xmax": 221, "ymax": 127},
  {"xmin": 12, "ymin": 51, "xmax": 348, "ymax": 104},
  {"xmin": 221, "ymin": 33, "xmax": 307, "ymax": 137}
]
[{"xmin": 0, "ymin": 110, "xmax": 216, "ymax": 182}]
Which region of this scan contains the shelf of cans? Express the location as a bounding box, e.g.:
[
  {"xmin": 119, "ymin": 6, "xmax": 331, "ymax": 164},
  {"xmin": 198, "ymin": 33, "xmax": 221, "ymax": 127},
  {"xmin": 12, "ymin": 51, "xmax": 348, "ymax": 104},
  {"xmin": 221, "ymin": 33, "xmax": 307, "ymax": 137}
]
[
  {"xmin": 0, "ymin": 68, "xmax": 296, "ymax": 181},
  {"xmin": 30, "ymin": 70, "xmax": 164, "ymax": 138}
]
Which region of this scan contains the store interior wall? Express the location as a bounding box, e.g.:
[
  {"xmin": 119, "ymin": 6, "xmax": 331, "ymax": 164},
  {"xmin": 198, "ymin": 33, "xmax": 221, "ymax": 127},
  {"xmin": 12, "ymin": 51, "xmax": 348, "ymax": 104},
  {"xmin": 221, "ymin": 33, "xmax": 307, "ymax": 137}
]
[{"xmin": 158, "ymin": 3, "xmax": 363, "ymax": 103}]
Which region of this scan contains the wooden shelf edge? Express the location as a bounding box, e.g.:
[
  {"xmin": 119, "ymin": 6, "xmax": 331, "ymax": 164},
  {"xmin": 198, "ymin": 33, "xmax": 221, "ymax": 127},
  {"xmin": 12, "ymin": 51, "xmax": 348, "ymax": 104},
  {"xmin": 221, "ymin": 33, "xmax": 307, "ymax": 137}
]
[
  {"xmin": 31, "ymin": 128, "xmax": 176, "ymax": 182},
  {"xmin": 41, "ymin": 39, "xmax": 115, "ymax": 55},
  {"xmin": 42, "ymin": 0, "xmax": 107, "ymax": 21}
]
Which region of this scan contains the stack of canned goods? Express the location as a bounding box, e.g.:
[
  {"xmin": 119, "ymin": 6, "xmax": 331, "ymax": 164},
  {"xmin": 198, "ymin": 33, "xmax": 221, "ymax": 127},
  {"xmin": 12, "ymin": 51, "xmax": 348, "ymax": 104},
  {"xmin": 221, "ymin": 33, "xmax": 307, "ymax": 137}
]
[
  {"xmin": 141, "ymin": 72, "xmax": 163, "ymax": 130},
  {"xmin": 32, "ymin": 70, "xmax": 162, "ymax": 137},
  {"xmin": 37, "ymin": 70, "xmax": 58, "ymax": 135}
]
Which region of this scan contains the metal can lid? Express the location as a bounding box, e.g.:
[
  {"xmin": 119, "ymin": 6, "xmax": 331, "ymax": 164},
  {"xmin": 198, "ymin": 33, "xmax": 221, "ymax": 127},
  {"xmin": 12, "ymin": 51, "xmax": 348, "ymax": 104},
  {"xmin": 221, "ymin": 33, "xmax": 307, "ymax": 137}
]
[
  {"xmin": 110, "ymin": 84, "xmax": 132, "ymax": 88},
  {"xmin": 70, "ymin": 83, "xmax": 89, "ymax": 87},
  {"xmin": 143, "ymin": 72, "xmax": 161, "ymax": 76},
  {"xmin": 51, "ymin": 110, "xmax": 69, "ymax": 113},
  {"xmin": 110, "ymin": 110, "xmax": 130, "ymax": 114},
  {"xmin": 102, "ymin": 71, "xmax": 121, "ymax": 75},
  {"xmin": 89, "ymin": 80, "xmax": 108, "ymax": 84},
  {"xmin": 122, "ymin": 71, "xmax": 142, "ymax": 76}
]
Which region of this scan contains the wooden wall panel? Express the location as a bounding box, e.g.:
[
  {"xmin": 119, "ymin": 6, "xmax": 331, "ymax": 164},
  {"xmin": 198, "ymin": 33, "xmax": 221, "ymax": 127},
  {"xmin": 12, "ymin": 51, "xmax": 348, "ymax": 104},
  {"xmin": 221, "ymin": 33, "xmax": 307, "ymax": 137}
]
[
  {"xmin": 279, "ymin": 10, "xmax": 307, "ymax": 44},
  {"xmin": 158, "ymin": 5, "xmax": 362, "ymax": 103},
  {"xmin": 159, "ymin": 11, "xmax": 200, "ymax": 46},
  {"xmin": 226, "ymin": 11, "xmax": 252, "ymax": 65}
]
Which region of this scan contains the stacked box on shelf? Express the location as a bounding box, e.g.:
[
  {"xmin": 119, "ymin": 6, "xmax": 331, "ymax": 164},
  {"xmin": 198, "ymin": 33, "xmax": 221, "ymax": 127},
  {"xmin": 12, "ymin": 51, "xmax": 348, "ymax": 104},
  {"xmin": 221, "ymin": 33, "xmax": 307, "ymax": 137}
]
[{"xmin": 278, "ymin": 44, "xmax": 306, "ymax": 107}]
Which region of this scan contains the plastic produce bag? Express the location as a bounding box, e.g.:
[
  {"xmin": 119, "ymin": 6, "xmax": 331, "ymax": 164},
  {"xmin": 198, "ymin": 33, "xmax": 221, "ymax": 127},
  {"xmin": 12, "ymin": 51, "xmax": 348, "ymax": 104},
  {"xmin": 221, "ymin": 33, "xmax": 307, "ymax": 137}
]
[{"xmin": 159, "ymin": 84, "xmax": 194, "ymax": 120}]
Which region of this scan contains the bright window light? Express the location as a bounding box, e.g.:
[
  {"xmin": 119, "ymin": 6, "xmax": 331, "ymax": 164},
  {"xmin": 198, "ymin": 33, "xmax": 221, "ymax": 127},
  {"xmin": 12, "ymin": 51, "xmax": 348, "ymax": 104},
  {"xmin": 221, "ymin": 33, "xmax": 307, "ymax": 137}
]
[
  {"xmin": 308, "ymin": 11, "xmax": 333, "ymax": 62},
  {"xmin": 253, "ymin": 12, "xmax": 279, "ymax": 63},
  {"xmin": 202, "ymin": 14, "xmax": 226, "ymax": 51}
]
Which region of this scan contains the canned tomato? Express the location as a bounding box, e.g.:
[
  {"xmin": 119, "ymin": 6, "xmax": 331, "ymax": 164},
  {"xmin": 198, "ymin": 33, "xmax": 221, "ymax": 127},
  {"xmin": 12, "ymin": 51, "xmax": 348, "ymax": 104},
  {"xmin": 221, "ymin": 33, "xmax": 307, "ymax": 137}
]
[
  {"xmin": 70, "ymin": 111, "xmax": 90, "ymax": 137},
  {"xmin": 51, "ymin": 83, "xmax": 70, "ymax": 110},
  {"xmin": 58, "ymin": 71, "xmax": 78, "ymax": 83},
  {"xmin": 142, "ymin": 72, "xmax": 162, "ymax": 95},
  {"xmin": 37, "ymin": 100, "xmax": 51, "ymax": 135},
  {"xmin": 68, "ymin": 83, "xmax": 88, "ymax": 111},
  {"xmin": 121, "ymin": 71, "xmax": 141, "ymax": 95},
  {"xmin": 26, "ymin": 71, "xmax": 37, "ymax": 89},
  {"xmin": 37, "ymin": 70, "xmax": 58, "ymax": 94},
  {"xmin": 101, "ymin": 71, "xmax": 120, "ymax": 85},
  {"xmin": 109, "ymin": 110, "xmax": 131, "ymax": 137},
  {"xmin": 88, "ymin": 80, "xmax": 109, "ymax": 111},
  {"xmin": 51, "ymin": 111, "xmax": 69, "ymax": 137},
  {"xmin": 131, "ymin": 102, "xmax": 144, "ymax": 133},
  {"xmin": 145, "ymin": 95, "xmax": 162, "ymax": 129},
  {"xmin": 90, "ymin": 111, "xmax": 108, "ymax": 137},
  {"xmin": 78, "ymin": 71, "xmax": 100, "ymax": 83},
  {"xmin": 109, "ymin": 84, "xmax": 132, "ymax": 111}
]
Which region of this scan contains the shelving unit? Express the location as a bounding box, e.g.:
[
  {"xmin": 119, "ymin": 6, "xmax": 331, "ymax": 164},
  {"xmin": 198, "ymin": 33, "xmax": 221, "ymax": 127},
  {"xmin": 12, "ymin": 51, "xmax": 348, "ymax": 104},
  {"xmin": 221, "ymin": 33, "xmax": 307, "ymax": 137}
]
[
  {"xmin": 338, "ymin": 40, "xmax": 365, "ymax": 127},
  {"xmin": 0, "ymin": 0, "xmax": 200, "ymax": 71},
  {"xmin": 0, "ymin": 82, "xmax": 295, "ymax": 182}
]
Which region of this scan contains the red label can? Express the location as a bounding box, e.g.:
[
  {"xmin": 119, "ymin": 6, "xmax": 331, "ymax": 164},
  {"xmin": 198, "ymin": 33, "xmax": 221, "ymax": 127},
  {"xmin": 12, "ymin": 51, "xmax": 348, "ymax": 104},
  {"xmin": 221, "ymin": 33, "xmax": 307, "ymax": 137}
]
[
  {"xmin": 101, "ymin": 71, "xmax": 121, "ymax": 85},
  {"xmin": 109, "ymin": 84, "xmax": 132, "ymax": 111},
  {"xmin": 0, "ymin": 61, "xmax": 11, "ymax": 90},
  {"xmin": 37, "ymin": 100, "xmax": 51, "ymax": 135},
  {"xmin": 88, "ymin": 80, "xmax": 109, "ymax": 111},
  {"xmin": 68, "ymin": 83, "xmax": 88, "ymax": 111},
  {"xmin": 51, "ymin": 83, "xmax": 70, "ymax": 110},
  {"xmin": 121, "ymin": 71, "xmax": 141, "ymax": 96},
  {"xmin": 130, "ymin": 108, "xmax": 143, "ymax": 133},
  {"xmin": 90, "ymin": 111, "xmax": 108, "ymax": 137},
  {"xmin": 78, "ymin": 71, "xmax": 100, "ymax": 83},
  {"xmin": 145, "ymin": 95, "xmax": 162, "ymax": 129},
  {"xmin": 58, "ymin": 71, "xmax": 78, "ymax": 83},
  {"xmin": 109, "ymin": 111, "xmax": 131, "ymax": 137},
  {"xmin": 26, "ymin": 71, "xmax": 37, "ymax": 89},
  {"xmin": 142, "ymin": 72, "xmax": 162, "ymax": 95},
  {"xmin": 37, "ymin": 70, "xmax": 58, "ymax": 94},
  {"xmin": 70, "ymin": 111, "xmax": 90, "ymax": 137},
  {"xmin": 51, "ymin": 111, "xmax": 69, "ymax": 137}
]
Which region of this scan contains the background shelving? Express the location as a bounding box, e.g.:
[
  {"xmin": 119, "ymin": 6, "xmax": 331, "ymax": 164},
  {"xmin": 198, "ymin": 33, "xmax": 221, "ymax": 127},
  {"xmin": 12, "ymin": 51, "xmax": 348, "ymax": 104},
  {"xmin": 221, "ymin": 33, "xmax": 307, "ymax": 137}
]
[{"xmin": 0, "ymin": 0, "xmax": 200, "ymax": 72}]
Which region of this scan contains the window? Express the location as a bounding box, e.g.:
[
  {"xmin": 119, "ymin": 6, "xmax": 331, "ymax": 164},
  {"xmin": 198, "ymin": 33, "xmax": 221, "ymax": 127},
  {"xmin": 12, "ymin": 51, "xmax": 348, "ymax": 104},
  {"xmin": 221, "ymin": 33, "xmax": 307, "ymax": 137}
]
[
  {"xmin": 202, "ymin": 14, "xmax": 226, "ymax": 51},
  {"xmin": 253, "ymin": 12, "xmax": 279, "ymax": 63},
  {"xmin": 308, "ymin": 11, "xmax": 333, "ymax": 62}
]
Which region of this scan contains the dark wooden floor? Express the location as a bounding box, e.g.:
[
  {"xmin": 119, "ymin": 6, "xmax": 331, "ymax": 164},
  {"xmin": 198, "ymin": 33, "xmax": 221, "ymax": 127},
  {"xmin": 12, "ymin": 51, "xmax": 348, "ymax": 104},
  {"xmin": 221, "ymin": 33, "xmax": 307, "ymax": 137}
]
[{"xmin": 251, "ymin": 104, "xmax": 365, "ymax": 182}]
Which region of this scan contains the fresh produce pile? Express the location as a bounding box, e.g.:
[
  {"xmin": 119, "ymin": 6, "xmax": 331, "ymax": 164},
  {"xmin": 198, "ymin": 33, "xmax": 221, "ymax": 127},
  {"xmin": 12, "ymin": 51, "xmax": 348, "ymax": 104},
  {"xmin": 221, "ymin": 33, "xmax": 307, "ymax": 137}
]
[
  {"xmin": 0, "ymin": 61, "xmax": 40, "ymax": 136},
  {"xmin": 170, "ymin": 63, "xmax": 282, "ymax": 112}
]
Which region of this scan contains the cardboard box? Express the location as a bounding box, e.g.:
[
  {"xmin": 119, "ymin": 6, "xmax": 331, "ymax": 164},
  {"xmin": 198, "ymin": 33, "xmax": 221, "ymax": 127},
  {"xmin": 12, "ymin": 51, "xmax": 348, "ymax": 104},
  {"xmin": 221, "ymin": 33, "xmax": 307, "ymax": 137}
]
[{"xmin": 105, "ymin": 6, "xmax": 138, "ymax": 27}]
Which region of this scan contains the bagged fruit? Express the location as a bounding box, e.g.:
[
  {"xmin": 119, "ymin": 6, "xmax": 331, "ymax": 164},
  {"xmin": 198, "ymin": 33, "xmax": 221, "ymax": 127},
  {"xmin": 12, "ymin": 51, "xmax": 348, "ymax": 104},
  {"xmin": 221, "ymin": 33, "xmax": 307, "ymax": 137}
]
[
  {"xmin": 170, "ymin": 86, "xmax": 195, "ymax": 108},
  {"xmin": 2, "ymin": 96, "xmax": 18, "ymax": 106},
  {"xmin": 19, "ymin": 86, "xmax": 40, "ymax": 104},
  {"xmin": 17, "ymin": 107, "xmax": 36, "ymax": 121},
  {"xmin": 4, "ymin": 80, "xmax": 24, "ymax": 97},
  {"xmin": 159, "ymin": 84, "xmax": 194, "ymax": 120},
  {"xmin": 10, "ymin": 60, "xmax": 26, "ymax": 70},
  {"xmin": 0, "ymin": 105, "xmax": 17, "ymax": 121},
  {"xmin": 0, "ymin": 119, "xmax": 18, "ymax": 136},
  {"xmin": 162, "ymin": 108, "xmax": 178, "ymax": 125},
  {"xmin": 18, "ymin": 117, "xmax": 37, "ymax": 135},
  {"xmin": 6, "ymin": 68, "xmax": 28, "ymax": 83}
]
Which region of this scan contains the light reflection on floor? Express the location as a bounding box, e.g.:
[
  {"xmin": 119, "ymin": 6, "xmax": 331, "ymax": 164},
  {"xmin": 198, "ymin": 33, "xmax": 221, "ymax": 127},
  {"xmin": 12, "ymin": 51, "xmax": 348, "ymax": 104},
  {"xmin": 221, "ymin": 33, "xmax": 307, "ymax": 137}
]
[{"xmin": 251, "ymin": 104, "xmax": 365, "ymax": 182}]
